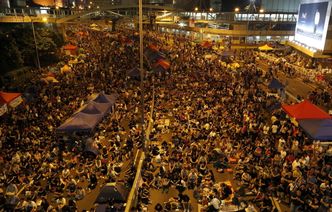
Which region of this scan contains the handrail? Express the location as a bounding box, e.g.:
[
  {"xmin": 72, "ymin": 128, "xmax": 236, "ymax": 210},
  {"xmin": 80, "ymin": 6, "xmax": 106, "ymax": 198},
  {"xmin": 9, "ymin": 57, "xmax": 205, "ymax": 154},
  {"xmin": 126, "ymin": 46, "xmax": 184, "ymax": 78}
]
[{"xmin": 124, "ymin": 151, "xmax": 145, "ymax": 212}]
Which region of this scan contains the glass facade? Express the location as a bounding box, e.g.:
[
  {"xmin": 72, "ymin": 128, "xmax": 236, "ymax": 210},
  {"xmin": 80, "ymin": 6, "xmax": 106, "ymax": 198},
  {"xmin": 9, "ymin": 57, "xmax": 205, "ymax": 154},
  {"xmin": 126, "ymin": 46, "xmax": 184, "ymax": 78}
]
[{"xmin": 261, "ymin": 0, "xmax": 301, "ymax": 12}]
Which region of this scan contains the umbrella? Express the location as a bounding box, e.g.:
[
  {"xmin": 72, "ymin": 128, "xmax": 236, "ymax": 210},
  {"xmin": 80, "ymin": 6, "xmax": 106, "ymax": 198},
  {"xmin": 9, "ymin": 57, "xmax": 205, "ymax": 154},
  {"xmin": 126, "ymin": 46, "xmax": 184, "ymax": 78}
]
[{"xmin": 95, "ymin": 183, "xmax": 129, "ymax": 204}]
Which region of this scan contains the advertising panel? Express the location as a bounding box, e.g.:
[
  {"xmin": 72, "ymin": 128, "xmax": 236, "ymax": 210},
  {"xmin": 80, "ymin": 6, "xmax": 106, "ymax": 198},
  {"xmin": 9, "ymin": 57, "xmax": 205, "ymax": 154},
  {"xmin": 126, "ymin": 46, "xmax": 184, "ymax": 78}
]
[{"xmin": 295, "ymin": 0, "xmax": 332, "ymax": 50}]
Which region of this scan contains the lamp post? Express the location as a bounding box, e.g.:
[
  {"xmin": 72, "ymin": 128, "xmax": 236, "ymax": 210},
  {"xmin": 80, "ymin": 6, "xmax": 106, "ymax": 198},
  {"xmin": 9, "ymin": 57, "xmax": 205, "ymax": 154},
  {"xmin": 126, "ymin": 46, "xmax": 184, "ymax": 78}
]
[
  {"xmin": 139, "ymin": 0, "xmax": 145, "ymax": 150},
  {"xmin": 31, "ymin": 19, "xmax": 41, "ymax": 70}
]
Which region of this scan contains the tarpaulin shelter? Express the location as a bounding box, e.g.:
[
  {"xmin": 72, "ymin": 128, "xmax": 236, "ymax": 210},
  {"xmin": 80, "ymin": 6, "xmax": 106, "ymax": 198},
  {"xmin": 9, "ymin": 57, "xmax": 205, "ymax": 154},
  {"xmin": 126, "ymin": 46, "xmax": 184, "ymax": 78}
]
[
  {"xmin": 92, "ymin": 93, "xmax": 118, "ymax": 113},
  {"xmin": 95, "ymin": 183, "xmax": 129, "ymax": 204},
  {"xmin": 79, "ymin": 102, "xmax": 104, "ymax": 115},
  {"xmin": 126, "ymin": 67, "xmax": 141, "ymax": 79},
  {"xmin": 57, "ymin": 93, "xmax": 117, "ymax": 134},
  {"xmin": 156, "ymin": 59, "xmax": 170, "ymax": 70},
  {"xmin": 282, "ymin": 100, "xmax": 331, "ymax": 120},
  {"xmin": 57, "ymin": 112, "xmax": 103, "ymax": 133},
  {"xmin": 152, "ymin": 64, "xmax": 166, "ymax": 74},
  {"xmin": 144, "ymin": 48, "xmax": 165, "ymax": 62},
  {"xmin": 0, "ymin": 91, "xmax": 23, "ymax": 108},
  {"xmin": 259, "ymin": 44, "xmax": 274, "ymax": 51},
  {"xmin": 268, "ymin": 78, "xmax": 285, "ymax": 90},
  {"xmin": 63, "ymin": 44, "xmax": 78, "ymax": 55},
  {"xmin": 299, "ymin": 119, "xmax": 332, "ymax": 140}
]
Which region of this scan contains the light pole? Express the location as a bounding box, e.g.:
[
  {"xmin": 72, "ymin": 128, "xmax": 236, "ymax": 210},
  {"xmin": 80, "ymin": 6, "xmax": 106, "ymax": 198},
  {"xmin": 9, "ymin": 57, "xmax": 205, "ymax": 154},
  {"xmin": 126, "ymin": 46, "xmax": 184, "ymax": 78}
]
[
  {"xmin": 31, "ymin": 19, "xmax": 41, "ymax": 69},
  {"xmin": 139, "ymin": 0, "xmax": 145, "ymax": 150}
]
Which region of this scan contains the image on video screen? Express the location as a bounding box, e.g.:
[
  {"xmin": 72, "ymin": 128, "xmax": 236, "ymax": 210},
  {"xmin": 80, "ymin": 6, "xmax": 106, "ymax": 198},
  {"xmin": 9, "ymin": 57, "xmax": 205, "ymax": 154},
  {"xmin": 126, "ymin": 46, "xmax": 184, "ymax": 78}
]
[{"xmin": 296, "ymin": 1, "xmax": 329, "ymax": 41}]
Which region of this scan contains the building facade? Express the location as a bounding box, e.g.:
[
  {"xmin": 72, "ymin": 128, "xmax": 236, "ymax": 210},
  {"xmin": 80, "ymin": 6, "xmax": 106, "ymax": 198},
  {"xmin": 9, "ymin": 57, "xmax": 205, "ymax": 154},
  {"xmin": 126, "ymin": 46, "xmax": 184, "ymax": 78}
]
[{"xmin": 261, "ymin": 0, "xmax": 301, "ymax": 12}]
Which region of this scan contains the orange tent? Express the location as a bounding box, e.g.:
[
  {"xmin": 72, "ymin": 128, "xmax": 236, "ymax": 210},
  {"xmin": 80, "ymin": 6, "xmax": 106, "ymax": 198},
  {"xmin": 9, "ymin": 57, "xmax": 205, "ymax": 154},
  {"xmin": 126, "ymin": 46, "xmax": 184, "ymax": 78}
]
[
  {"xmin": 63, "ymin": 44, "xmax": 78, "ymax": 55},
  {"xmin": 149, "ymin": 44, "xmax": 159, "ymax": 51},
  {"xmin": 0, "ymin": 91, "xmax": 23, "ymax": 108},
  {"xmin": 63, "ymin": 44, "xmax": 77, "ymax": 50},
  {"xmin": 157, "ymin": 59, "xmax": 170, "ymax": 70}
]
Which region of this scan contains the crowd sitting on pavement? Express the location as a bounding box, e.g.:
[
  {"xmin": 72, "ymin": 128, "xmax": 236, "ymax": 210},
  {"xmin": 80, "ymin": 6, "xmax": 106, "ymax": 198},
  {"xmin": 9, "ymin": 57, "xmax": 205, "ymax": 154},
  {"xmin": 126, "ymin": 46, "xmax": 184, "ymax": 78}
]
[
  {"xmin": 1, "ymin": 23, "xmax": 332, "ymax": 212},
  {"xmin": 136, "ymin": 32, "xmax": 332, "ymax": 212},
  {"xmin": 0, "ymin": 26, "xmax": 150, "ymax": 211}
]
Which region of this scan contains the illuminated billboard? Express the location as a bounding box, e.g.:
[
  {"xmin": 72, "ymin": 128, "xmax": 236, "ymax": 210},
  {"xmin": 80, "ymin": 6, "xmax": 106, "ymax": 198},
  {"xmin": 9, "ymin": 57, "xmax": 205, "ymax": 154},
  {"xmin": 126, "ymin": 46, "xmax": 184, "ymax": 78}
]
[{"xmin": 295, "ymin": 0, "xmax": 332, "ymax": 50}]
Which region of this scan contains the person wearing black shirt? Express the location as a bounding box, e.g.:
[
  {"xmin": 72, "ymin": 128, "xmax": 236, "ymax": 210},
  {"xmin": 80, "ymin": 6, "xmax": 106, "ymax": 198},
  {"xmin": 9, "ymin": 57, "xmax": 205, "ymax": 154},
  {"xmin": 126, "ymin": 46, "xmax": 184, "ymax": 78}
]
[{"xmin": 290, "ymin": 190, "xmax": 304, "ymax": 212}]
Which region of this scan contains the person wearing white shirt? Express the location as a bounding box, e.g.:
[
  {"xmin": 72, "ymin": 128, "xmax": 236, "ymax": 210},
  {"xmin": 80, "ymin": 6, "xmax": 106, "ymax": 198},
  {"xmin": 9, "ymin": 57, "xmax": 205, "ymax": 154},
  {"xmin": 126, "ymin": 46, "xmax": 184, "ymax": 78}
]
[{"xmin": 208, "ymin": 196, "xmax": 221, "ymax": 211}]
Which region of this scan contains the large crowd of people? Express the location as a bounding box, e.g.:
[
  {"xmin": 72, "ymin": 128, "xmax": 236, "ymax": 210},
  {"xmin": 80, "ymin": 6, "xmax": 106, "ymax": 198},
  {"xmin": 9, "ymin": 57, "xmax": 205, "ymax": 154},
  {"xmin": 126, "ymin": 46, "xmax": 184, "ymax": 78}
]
[
  {"xmin": 136, "ymin": 32, "xmax": 332, "ymax": 212},
  {"xmin": 0, "ymin": 25, "xmax": 152, "ymax": 211},
  {"xmin": 0, "ymin": 22, "xmax": 332, "ymax": 212}
]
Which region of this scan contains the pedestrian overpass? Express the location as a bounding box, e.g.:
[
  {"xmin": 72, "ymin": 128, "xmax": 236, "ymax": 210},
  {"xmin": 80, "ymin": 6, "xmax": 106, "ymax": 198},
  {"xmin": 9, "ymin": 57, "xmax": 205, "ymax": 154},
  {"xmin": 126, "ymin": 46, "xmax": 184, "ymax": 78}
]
[{"xmin": 0, "ymin": 4, "xmax": 181, "ymax": 23}]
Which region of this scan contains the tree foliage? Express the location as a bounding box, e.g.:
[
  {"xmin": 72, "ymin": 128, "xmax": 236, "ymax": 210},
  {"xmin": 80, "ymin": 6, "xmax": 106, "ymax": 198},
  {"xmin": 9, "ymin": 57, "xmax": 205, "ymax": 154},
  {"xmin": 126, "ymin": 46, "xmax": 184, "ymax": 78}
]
[
  {"xmin": 0, "ymin": 31, "xmax": 24, "ymax": 74},
  {"xmin": 0, "ymin": 23, "xmax": 64, "ymax": 73}
]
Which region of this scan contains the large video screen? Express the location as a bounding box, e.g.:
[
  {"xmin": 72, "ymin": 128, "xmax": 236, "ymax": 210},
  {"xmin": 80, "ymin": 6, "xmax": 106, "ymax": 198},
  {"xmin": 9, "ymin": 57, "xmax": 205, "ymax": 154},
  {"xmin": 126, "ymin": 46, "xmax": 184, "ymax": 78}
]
[{"xmin": 294, "ymin": 0, "xmax": 332, "ymax": 50}]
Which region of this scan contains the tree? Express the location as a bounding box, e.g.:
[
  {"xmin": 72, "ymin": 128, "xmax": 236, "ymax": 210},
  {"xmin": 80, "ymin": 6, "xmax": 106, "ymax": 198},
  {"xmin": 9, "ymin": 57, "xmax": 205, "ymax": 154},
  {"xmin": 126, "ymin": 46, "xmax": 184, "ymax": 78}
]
[{"xmin": 0, "ymin": 31, "xmax": 23, "ymax": 74}]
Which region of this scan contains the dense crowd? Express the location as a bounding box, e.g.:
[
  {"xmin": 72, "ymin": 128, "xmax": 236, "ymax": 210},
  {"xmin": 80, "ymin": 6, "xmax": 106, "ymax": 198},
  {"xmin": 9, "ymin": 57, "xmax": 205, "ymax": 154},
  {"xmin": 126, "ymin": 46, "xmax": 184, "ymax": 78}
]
[
  {"xmin": 0, "ymin": 25, "xmax": 151, "ymax": 211},
  {"xmin": 137, "ymin": 32, "xmax": 332, "ymax": 212},
  {"xmin": 1, "ymin": 23, "xmax": 332, "ymax": 212}
]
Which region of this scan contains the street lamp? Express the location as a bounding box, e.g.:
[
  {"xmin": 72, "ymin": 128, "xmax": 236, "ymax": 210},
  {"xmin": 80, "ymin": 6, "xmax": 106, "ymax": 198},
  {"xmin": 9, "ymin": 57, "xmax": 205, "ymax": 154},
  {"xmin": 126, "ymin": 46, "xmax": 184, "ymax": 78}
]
[
  {"xmin": 195, "ymin": 7, "xmax": 198, "ymax": 11},
  {"xmin": 209, "ymin": 8, "xmax": 213, "ymax": 12},
  {"xmin": 259, "ymin": 8, "xmax": 264, "ymax": 13},
  {"xmin": 234, "ymin": 7, "xmax": 240, "ymax": 12}
]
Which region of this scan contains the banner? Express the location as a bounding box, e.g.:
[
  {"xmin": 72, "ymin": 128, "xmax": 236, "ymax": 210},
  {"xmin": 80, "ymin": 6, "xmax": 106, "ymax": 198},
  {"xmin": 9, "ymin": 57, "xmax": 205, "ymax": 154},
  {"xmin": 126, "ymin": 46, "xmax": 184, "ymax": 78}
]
[
  {"xmin": 0, "ymin": 104, "xmax": 7, "ymax": 116},
  {"xmin": 9, "ymin": 96, "xmax": 23, "ymax": 108}
]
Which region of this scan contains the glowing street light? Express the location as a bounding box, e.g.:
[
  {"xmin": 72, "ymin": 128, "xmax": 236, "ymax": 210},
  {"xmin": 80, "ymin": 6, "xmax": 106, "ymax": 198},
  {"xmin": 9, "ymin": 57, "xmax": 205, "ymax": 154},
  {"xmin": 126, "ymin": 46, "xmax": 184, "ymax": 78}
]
[
  {"xmin": 259, "ymin": 8, "xmax": 264, "ymax": 13},
  {"xmin": 234, "ymin": 7, "xmax": 240, "ymax": 12},
  {"xmin": 42, "ymin": 17, "xmax": 48, "ymax": 22},
  {"xmin": 97, "ymin": 5, "xmax": 99, "ymax": 8},
  {"xmin": 209, "ymin": 8, "xmax": 213, "ymax": 12},
  {"xmin": 195, "ymin": 7, "xmax": 198, "ymax": 11}
]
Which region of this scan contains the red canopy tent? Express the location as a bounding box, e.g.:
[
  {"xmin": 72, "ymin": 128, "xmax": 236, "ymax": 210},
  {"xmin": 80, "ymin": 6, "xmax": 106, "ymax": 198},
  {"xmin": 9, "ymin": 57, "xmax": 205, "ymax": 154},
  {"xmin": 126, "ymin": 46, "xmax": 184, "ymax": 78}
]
[
  {"xmin": 282, "ymin": 100, "xmax": 331, "ymax": 120},
  {"xmin": 0, "ymin": 91, "xmax": 23, "ymax": 114},
  {"xmin": 63, "ymin": 44, "xmax": 77, "ymax": 50},
  {"xmin": 63, "ymin": 44, "xmax": 78, "ymax": 55}
]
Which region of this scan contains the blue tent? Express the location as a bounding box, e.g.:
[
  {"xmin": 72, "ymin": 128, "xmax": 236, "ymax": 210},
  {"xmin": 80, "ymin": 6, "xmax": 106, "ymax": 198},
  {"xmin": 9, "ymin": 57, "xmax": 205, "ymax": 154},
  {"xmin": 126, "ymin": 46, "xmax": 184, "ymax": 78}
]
[
  {"xmin": 144, "ymin": 49, "xmax": 165, "ymax": 62},
  {"xmin": 92, "ymin": 93, "xmax": 118, "ymax": 113},
  {"xmin": 80, "ymin": 102, "xmax": 103, "ymax": 115},
  {"xmin": 126, "ymin": 67, "xmax": 140, "ymax": 79},
  {"xmin": 299, "ymin": 119, "xmax": 332, "ymax": 141},
  {"xmin": 152, "ymin": 64, "xmax": 166, "ymax": 74},
  {"xmin": 268, "ymin": 78, "xmax": 284, "ymax": 90},
  {"xmin": 57, "ymin": 112, "xmax": 103, "ymax": 133}
]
